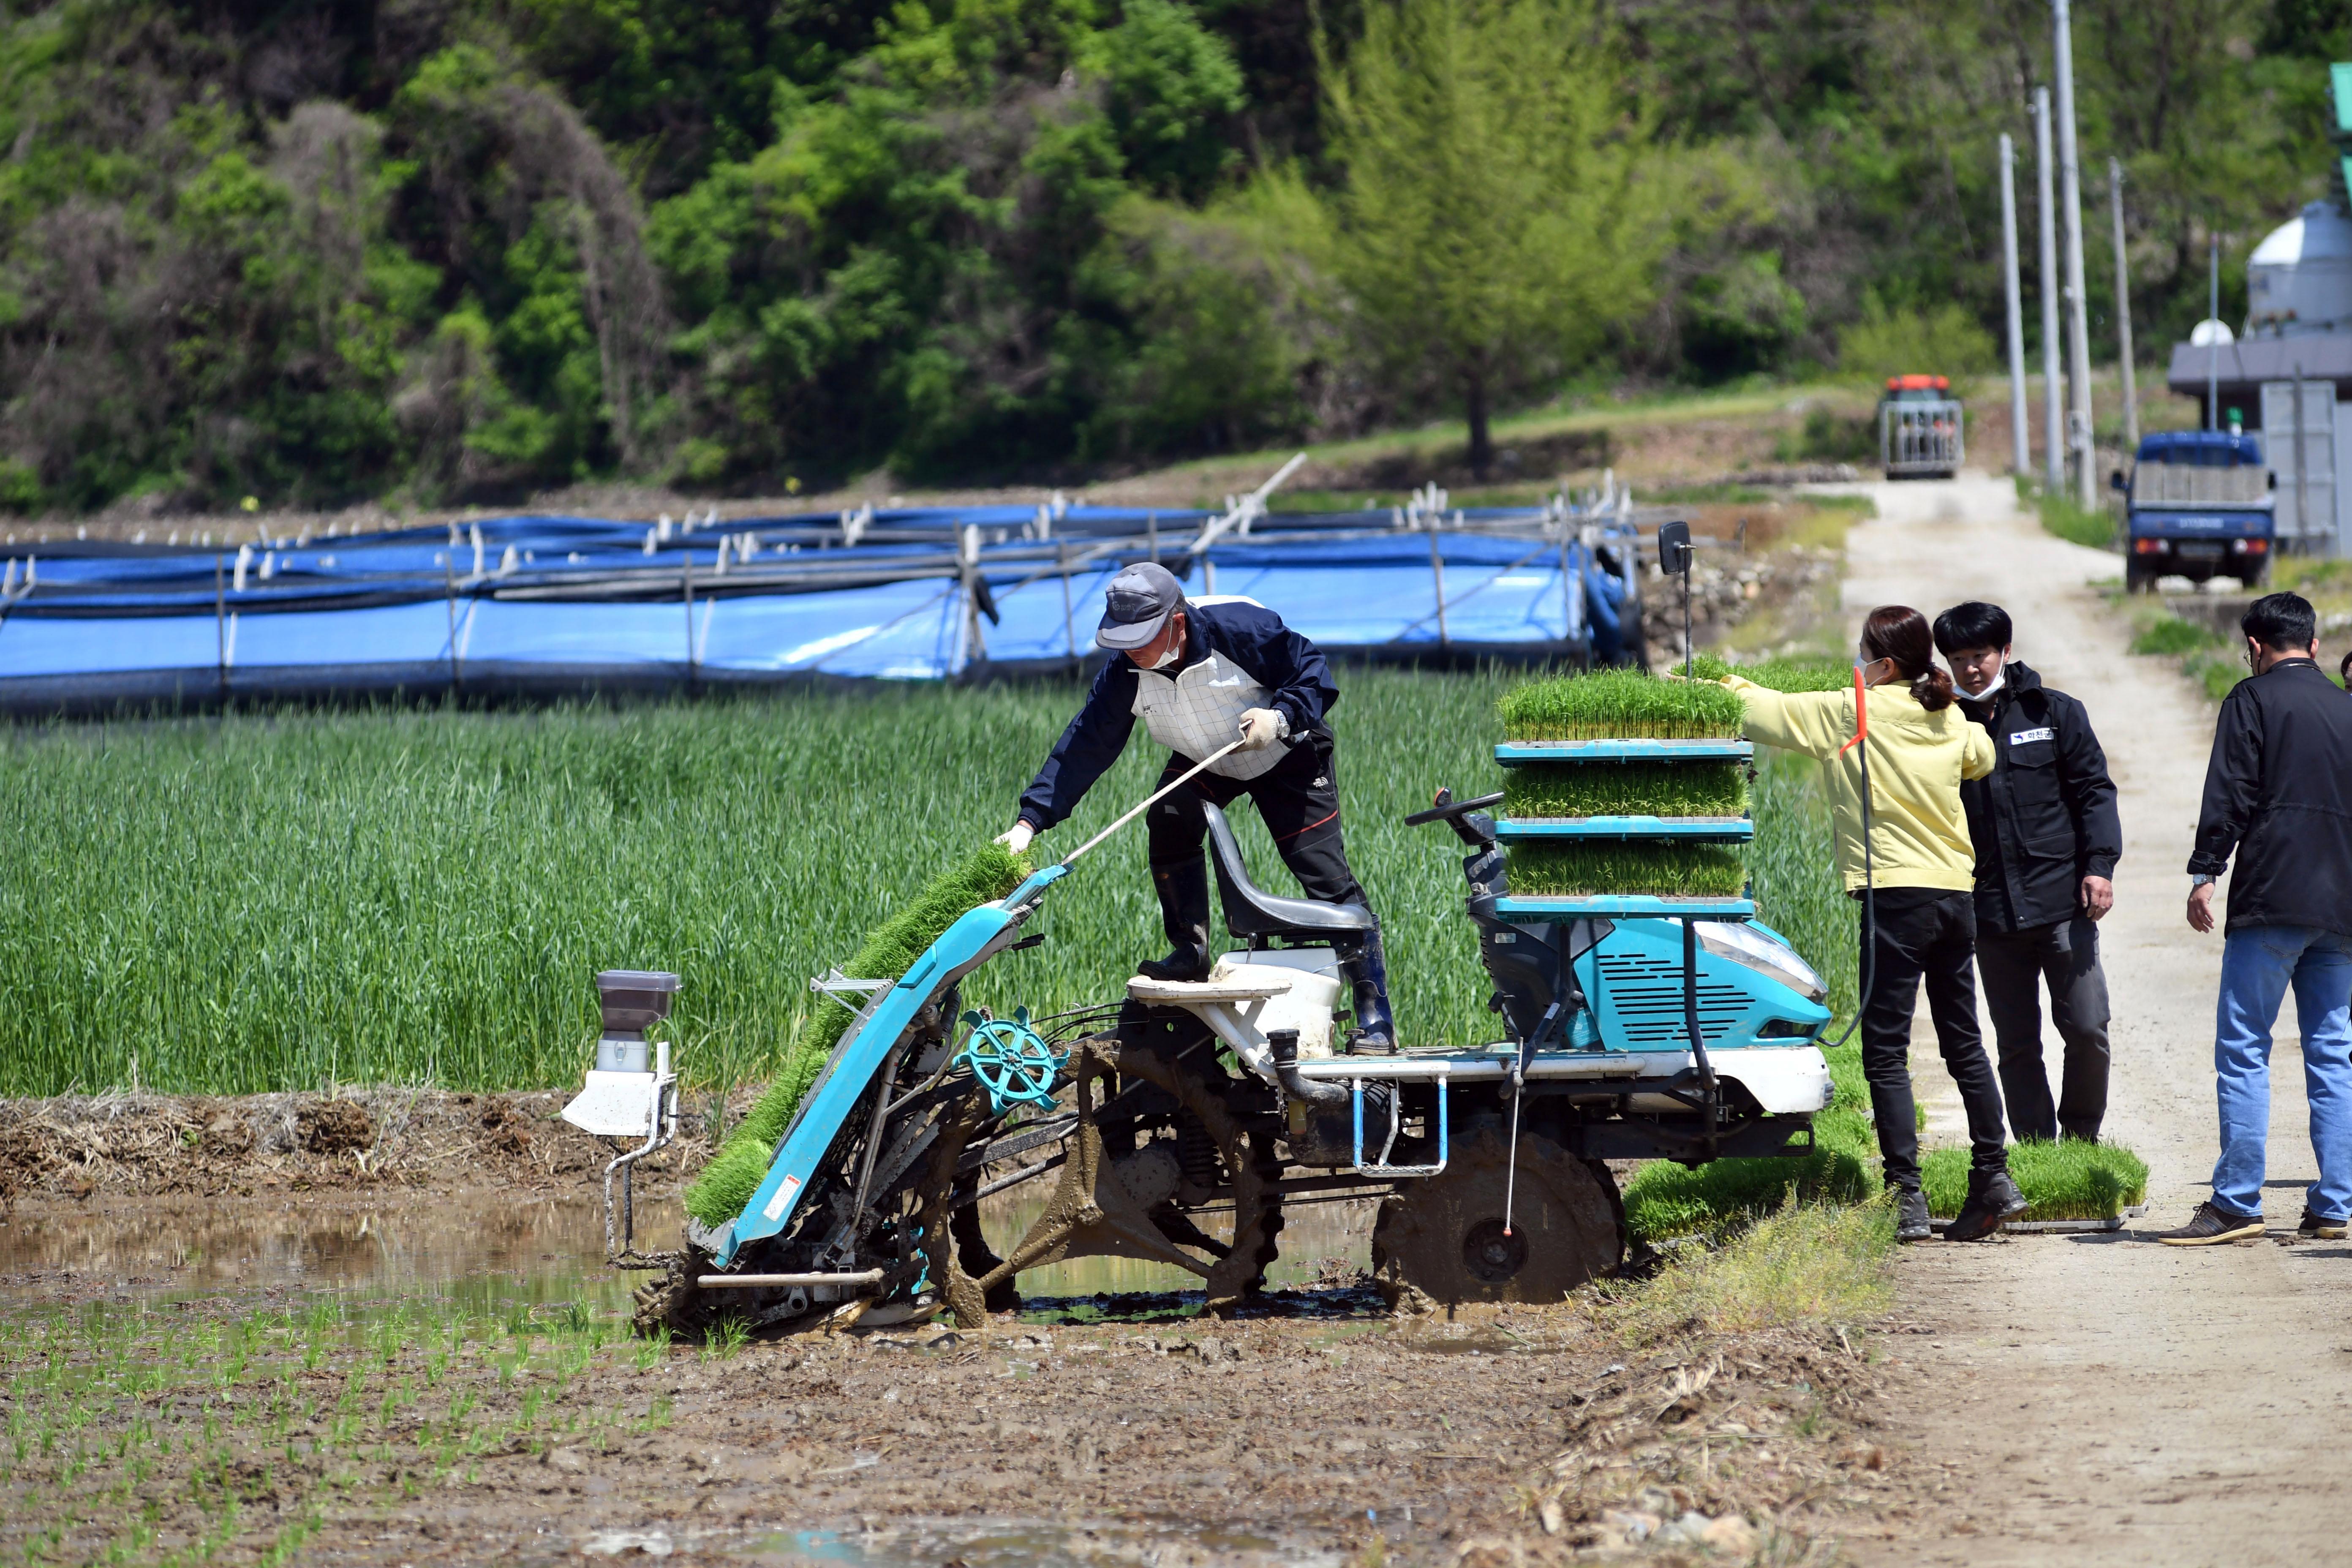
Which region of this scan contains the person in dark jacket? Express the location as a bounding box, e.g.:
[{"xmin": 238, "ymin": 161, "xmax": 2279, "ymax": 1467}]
[
  {"xmin": 995, "ymin": 562, "xmax": 1395, "ymax": 1050},
  {"xmin": 1933, "ymin": 602, "xmax": 2122, "ymax": 1143},
  {"xmin": 2158, "ymin": 592, "xmax": 2352, "ymax": 1245}
]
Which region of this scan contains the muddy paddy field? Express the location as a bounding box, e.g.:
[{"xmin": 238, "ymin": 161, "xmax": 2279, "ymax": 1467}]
[{"xmin": 0, "ymin": 1090, "xmax": 1930, "ymax": 1566}]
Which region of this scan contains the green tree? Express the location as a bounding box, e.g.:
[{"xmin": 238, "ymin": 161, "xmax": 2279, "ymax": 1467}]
[{"xmin": 1319, "ymin": 0, "xmax": 1658, "ymax": 474}]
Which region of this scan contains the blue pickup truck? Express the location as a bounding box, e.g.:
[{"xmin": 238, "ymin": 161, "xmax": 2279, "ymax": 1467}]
[{"xmin": 2112, "ymin": 430, "xmax": 2275, "ymax": 593}]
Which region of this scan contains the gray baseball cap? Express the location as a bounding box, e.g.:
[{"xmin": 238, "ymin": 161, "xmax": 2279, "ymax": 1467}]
[{"xmin": 1095, "ymin": 561, "xmax": 1187, "ymax": 650}]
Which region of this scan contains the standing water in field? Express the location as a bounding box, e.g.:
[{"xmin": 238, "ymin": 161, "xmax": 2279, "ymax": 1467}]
[{"xmin": 0, "ymin": 1190, "xmax": 1377, "ymax": 1312}]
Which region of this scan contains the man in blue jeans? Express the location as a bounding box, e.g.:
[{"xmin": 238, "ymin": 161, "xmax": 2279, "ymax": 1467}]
[{"xmin": 2159, "ymin": 592, "xmax": 2352, "ymax": 1244}]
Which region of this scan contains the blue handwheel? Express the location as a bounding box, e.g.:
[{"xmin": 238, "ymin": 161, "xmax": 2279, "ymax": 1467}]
[{"xmin": 955, "ymin": 1008, "xmax": 1065, "ymax": 1116}]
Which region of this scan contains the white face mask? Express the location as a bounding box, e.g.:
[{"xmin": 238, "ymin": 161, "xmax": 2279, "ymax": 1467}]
[
  {"xmin": 1146, "ymin": 643, "xmax": 1181, "ymax": 670},
  {"xmin": 1961, "ymin": 669, "xmax": 2005, "ymax": 702}
]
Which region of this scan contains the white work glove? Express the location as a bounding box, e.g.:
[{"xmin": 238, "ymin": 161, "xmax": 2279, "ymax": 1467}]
[
  {"xmin": 1236, "ymin": 708, "xmax": 1287, "ymax": 752},
  {"xmin": 995, "ymin": 820, "xmax": 1036, "ymax": 856}
]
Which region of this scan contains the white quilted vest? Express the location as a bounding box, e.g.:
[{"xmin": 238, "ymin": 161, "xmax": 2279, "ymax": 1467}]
[{"xmin": 1131, "ymin": 651, "xmax": 1286, "ymax": 780}]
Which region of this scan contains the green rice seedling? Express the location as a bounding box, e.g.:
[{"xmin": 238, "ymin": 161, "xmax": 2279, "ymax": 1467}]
[
  {"xmin": 684, "ymin": 840, "xmax": 1029, "ymax": 1225},
  {"xmin": 1501, "ymin": 760, "xmax": 1747, "ymax": 819},
  {"xmin": 1503, "ymin": 842, "xmax": 1748, "ymax": 898},
  {"xmin": 1499, "ymin": 668, "xmax": 1745, "ymax": 741},
  {"xmin": 704, "ymin": 1316, "xmax": 751, "ymax": 1361},
  {"xmin": 1688, "ymin": 652, "xmax": 1854, "ymax": 692},
  {"xmin": 1920, "ymin": 1138, "xmax": 2149, "ymax": 1221}
]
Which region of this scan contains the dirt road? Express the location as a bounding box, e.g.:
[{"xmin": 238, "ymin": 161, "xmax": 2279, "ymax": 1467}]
[{"xmin": 1828, "ymin": 474, "xmax": 2352, "ymax": 1567}]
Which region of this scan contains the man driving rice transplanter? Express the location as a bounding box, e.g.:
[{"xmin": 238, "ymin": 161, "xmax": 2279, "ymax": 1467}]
[{"xmin": 994, "ymin": 562, "xmax": 1396, "ymax": 1052}]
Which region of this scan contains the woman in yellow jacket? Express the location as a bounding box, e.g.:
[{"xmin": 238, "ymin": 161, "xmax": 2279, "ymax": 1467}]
[{"xmin": 1721, "ymin": 606, "xmax": 2025, "ymax": 1244}]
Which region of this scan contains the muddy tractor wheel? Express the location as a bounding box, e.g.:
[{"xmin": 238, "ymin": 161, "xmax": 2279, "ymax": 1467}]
[
  {"xmin": 1371, "ymin": 1119, "xmax": 1623, "ymax": 1308},
  {"xmin": 630, "ymin": 1252, "xmax": 716, "ymax": 1342}
]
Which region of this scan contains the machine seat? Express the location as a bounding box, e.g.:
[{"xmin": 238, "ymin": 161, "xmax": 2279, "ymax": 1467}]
[{"xmin": 1201, "ymin": 803, "xmax": 1376, "ymax": 943}]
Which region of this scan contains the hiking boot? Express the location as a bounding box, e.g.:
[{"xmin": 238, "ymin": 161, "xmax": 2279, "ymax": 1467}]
[
  {"xmin": 1136, "ymin": 855, "xmax": 1213, "ymax": 983},
  {"xmin": 2155, "ymin": 1202, "xmax": 2265, "ymax": 1246},
  {"xmin": 2299, "ymin": 1207, "xmax": 2348, "ymax": 1241},
  {"xmin": 1894, "ymin": 1188, "xmax": 1932, "ymax": 1244},
  {"xmin": 1945, "ymin": 1170, "xmax": 2028, "ymax": 1243}
]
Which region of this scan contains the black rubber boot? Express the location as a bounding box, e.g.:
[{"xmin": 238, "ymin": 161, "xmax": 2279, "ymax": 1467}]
[
  {"xmin": 1137, "ymin": 855, "xmax": 1213, "ymax": 982},
  {"xmin": 1338, "ymin": 922, "xmax": 1396, "ymax": 1054},
  {"xmin": 1894, "ymin": 1187, "xmax": 1932, "ymax": 1244}
]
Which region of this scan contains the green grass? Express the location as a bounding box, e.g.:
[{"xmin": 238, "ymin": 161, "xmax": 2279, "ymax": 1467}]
[
  {"xmin": 1922, "ymin": 1138, "xmax": 2148, "ymax": 1221},
  {"xmin": 0, "ymin": 671, "xmax": 1563, "ymax": 1095},
  {"xmin": 1502, "ymin": 760, "xmax": 1747, "ymax": 818},
  {"xmin": 1498, "ymin": 668, "xmax": 1745, "ymax": 740},
  {"xmin": 2023, "ymin": 477, "xmax": 2118, "ymax": 550},
  {"xmin": 2129, "ymin": 615, "xmax": 2221, "ymax": 656},
  {"xmin": 1503, "ymin": 842, "xmax": 1748, "ymax": 897},
  {"xmin": 2124, "ymin": 611, "xmax": 2245, "ymax": 702},
  {"xmin": 1607, "ymin": 1195, "xmax": 1896, "ymax": 1341}
]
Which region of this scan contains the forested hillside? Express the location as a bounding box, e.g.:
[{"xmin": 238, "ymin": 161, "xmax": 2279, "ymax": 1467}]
[{"xmin": 0, "ymin": 0, "xmax": 2345, "ymax": 514}]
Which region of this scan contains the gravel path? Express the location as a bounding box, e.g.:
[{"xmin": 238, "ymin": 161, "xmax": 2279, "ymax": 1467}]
[{"xmin": 1823, "ymin": 474, "xmax": 2352, "ymax": 1568}]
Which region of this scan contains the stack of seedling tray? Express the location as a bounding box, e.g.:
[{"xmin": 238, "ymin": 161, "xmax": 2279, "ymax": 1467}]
[{"xmin": 1490, "ymin": 668, "xmax": 1754, "ymax": 921}]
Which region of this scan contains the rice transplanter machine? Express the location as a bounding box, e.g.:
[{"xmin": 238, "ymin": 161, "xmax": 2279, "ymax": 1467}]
[{"xmin": 567, "ymin": 694, "xmax": 1836, "ymax": 1333}]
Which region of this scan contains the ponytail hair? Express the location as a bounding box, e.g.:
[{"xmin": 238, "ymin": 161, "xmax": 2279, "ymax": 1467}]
[{"xmin": 1862, "ymin": 604, "xmax": 1955, "ymax": 711}]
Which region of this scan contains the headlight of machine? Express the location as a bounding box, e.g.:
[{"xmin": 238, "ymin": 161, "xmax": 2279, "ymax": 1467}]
[{"xmin": 1698, "ymin": 920, "xmax": 1827, "ymax": 1004}]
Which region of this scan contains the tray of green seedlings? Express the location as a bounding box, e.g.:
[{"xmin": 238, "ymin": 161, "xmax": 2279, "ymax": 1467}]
[{"xmin": 1491, "ymin": 667, "xmax": 1753, "ymax": 914}]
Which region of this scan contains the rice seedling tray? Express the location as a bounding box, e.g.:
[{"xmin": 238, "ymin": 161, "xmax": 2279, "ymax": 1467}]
[
  {"xmin": 1492, "ymin": 894, "xmax": 1756, "ymax": 921},
  {"xmin": 1495, "ymin": 740, "xmax": 1754, "ymax": 765},
  {"xmin": 1926, "ymin": 1205, "xmax": 2148, "ymax": 1235},
  {"xmin": 1496, "ymin": 816, "xmax": 1754, "ymax": 843}
]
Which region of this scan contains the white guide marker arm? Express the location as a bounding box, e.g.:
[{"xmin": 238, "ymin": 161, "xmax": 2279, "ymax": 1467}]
[{"xmin": 1054, "ymin": 738, "xmax": 1247, "ymax": 871}]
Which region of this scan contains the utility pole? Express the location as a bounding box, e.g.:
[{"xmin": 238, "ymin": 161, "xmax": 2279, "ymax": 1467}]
[
  {"xmin": 2001, "ymin": 133, "xmax": 2031, "ymax": 478},
  {"xmin": 2054, "ymin": 0, "xmax": 2097, "ymax": 509},
  {"xmin": 2110, "ymin": 157, "xmax": 2139, "ymax": 454},
  {"xmin": 2036, "ymin": 88, "xmax": 2063, "ymax": 495},
  {"xmin": 2208, "ymin": 237, "xmax": 2221, "ymax": 432}
]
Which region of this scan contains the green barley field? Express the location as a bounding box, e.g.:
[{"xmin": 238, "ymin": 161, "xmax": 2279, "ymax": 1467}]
[{"xmin": 0, "ymin": 671, "xmax": 1858, "ymax": 1098}]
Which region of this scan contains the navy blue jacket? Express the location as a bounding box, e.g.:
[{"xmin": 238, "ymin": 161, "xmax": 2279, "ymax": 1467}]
[
  {"xmin": 1016, "ymin": 600, "xmax": 1339, "ymax": 830},
  {"xmin": 1954, "ymin": 661, "xmax": 2122, "ymax": 932}
]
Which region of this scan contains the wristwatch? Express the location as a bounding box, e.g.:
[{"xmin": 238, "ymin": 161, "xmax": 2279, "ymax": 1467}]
[{"xmin": 2190, "ymin": 874, "xmax": 2216, "ymax": 887}]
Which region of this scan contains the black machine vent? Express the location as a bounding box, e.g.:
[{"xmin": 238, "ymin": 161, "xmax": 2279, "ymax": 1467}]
[{"xmin": 1595, "ymin": 952, "xmax": 1749, "ymax": 1047}]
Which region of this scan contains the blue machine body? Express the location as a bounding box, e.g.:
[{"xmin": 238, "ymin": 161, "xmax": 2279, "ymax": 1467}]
[
  {"xmin": 1571, "ymin": 917, "xmax": 1831, "ymax": 1052},
  {"xmin": 708, "ymin": 792, "xmax": 1833, "ymax": 1267},
  {"xmin": 713, "ymin": 864, "xmax": 1067, "ymax": 1265}
]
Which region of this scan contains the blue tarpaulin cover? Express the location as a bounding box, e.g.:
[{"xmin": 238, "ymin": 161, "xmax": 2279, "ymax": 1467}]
[{"xmin": 0, "ymin": 503, "xmax": 1642, "ymax": 708}]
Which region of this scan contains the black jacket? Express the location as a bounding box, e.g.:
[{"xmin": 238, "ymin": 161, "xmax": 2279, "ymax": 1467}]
[
  {"xmin": 2190, "ymin": 657, "xmax": 2352, "ymax": 937},
  {"xmin": 1955, "ymin": 660, "xmax": 2122, "ymax": 932},
  {"xmin": 1016, "ymin": 599, "xmax": 1339, "ymax": 831}
]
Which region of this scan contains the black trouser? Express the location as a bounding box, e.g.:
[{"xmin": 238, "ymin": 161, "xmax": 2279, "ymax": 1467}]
[
  {"xmin": 1977, "ymin": 915, "xmax": 2111, "ymax": 1143},
  {"xmin": 1858, "ymin": 887, "xmax": 2010, "ymax": 1191},
  {"xmin": 1145, "ymin": 739, "xmax": 1367, "ymax": 906}
]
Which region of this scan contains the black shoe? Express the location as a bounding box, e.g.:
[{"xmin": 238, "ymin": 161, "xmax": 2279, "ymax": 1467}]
[
  {"xmin": 1894, "ymin": 1188, "xmax": 1931, "ymax": 1244},
  {"xmin": 1337, "ymin": 922, "xmax": 1396, "ymax": 1054},
  {"xmin": 2299, "ymin": 1207, "xmax": 2347, "ymax": 1240},
  {"xmin": 1136, "ymin": 855, "xmax": 1212, "ymax": 983},
  {"xmin": 1945, "ymin": 1170, "xmax": 2028, "ymax": 1243},
  {"xmin": 2155, "ymin": 1201, "xmax": 2265, "ymax": 1246}
]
